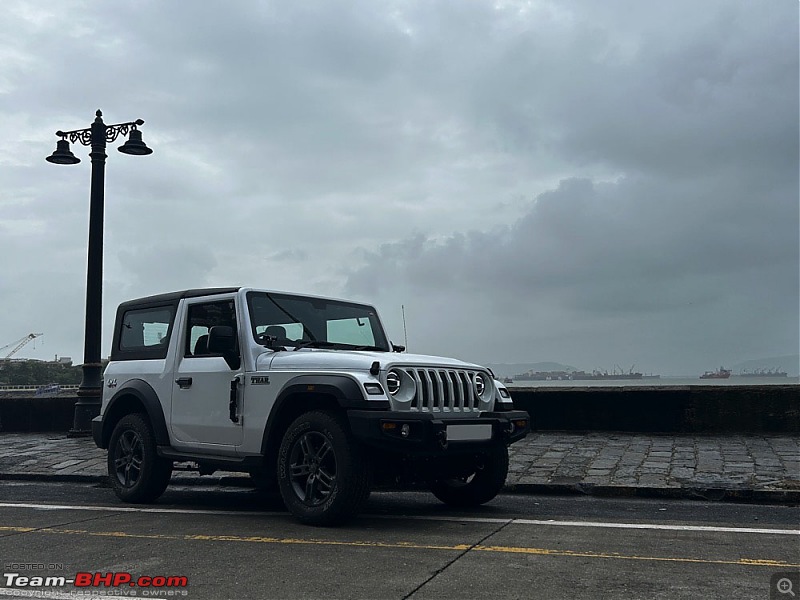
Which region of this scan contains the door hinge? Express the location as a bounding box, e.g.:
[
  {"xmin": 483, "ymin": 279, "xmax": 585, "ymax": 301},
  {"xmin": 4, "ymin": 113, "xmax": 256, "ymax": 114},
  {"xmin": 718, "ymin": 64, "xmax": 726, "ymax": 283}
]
[{"xmin": 229, "ymin": 374, "xmax": 243, "ymax": 423}]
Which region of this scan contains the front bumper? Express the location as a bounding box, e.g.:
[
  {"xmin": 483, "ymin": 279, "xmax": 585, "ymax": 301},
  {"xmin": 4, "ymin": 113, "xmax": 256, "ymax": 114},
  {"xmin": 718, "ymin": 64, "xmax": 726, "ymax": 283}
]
[{"xmin": 347, "ymin": 410, "xmax": 530, "ymax": 454}]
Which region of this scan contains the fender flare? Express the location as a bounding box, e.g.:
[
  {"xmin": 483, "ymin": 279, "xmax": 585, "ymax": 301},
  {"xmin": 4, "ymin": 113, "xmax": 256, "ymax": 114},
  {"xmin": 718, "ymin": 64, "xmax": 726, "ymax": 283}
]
[
  {"xmin": 102, "ymin": 379, "xmax": 170, "ymax": 448},
  {"xmin": 259, "ymin": 374, "xmax": 387, "ymax": 456}
]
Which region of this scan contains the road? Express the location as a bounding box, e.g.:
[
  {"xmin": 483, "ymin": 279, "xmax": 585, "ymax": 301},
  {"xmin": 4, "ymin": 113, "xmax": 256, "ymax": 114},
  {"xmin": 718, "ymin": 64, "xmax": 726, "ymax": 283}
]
[{"xmin": 0, "ymin": 480, "xmax": 797, "ymax": 599}]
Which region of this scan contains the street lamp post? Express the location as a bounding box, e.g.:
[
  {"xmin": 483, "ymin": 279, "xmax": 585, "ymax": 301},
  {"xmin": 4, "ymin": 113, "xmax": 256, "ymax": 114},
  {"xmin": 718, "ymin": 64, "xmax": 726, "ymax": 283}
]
[{"xmin": 47, "ymin": 110, "xmax": 152, "ymax": 435}]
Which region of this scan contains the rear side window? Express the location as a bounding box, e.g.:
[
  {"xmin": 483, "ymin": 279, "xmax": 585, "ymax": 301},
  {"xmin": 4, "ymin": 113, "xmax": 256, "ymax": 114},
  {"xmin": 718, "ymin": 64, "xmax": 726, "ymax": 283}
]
[{"xmin": 116, "ymin": 306, "xmax": 174, "ymax": 359}]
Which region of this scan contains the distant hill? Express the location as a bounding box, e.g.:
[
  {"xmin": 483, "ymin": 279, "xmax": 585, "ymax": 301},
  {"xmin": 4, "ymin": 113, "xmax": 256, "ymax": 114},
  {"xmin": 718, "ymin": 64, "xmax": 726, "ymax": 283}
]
[
  {"xmin": 731, "ymin": 355, "xmax": 799, "ymax": 377},
  {"xmin": 485, "ymin": 362, "xmax": 578, "ymax": 379}
]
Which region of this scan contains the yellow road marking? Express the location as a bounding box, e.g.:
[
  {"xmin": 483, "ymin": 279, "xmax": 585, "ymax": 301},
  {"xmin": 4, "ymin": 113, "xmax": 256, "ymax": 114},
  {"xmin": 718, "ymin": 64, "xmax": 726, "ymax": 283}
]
[
  {"xmin": 1, "ymin": 525, "xmax": 797, "ymax": 569},
  {"xmin": 475, "ymin": 545, "xmax": 795, "ymax": 567}
]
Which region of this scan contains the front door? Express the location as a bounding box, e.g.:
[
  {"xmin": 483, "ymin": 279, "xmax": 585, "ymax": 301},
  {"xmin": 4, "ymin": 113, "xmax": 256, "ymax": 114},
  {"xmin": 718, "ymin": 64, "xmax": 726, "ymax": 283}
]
[{"xmin": 170, "ymin": 297, "xmax": 243, "ymax": 448}]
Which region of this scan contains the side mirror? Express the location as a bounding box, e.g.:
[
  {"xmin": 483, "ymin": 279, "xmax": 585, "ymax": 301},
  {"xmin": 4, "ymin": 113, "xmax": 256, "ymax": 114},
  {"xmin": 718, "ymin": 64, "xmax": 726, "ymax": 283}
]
[{"xmin": 208, "ymin": 326, "xmax": 240, "ymax": 370}]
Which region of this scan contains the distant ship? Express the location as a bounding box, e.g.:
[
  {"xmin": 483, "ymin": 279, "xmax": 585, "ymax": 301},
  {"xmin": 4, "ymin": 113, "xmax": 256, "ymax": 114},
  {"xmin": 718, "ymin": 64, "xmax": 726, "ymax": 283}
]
[
  {"xmin": 569, "ymin": 369, "xmax": 643, "ymax": 381},
  {"xmin": 737, "ymin": 368, "xmax": 788, "ymax": 378},
  {"xmin": 700, "ymin": 367, "xmax": 731, "ymax": 379},
  {"xmin": 515, "ymin": 366, "xmax": 654, "ymax": 381},
  {"xmin": 515, "ymin": 371, "xmax": 571, "ymax": 381}
]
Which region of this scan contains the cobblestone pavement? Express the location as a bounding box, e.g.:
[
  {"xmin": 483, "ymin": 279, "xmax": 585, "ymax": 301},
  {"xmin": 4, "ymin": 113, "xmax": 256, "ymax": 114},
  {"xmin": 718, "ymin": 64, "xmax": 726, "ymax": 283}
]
[
  {"xmin": 0, "ymin": 432, "xmax": 798, "ymax": 500},
  {"xmin": 507, "ymin": 432, "xmax": 800, "ymax": 496}
]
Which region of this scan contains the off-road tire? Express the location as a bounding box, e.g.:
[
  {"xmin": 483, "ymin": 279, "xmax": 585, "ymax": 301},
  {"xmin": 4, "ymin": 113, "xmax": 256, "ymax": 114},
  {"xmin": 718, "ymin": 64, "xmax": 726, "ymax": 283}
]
[
  {"xmin": 429, "ymin": 444, "xmax": 509, "ymax": 507},
  {"xmin": 108, "ymin": 413, "xmax": 172, "ymax": 503},
  {"xmin": 277, "ymin": 410, "xmax": 370, "ymax": 525}
]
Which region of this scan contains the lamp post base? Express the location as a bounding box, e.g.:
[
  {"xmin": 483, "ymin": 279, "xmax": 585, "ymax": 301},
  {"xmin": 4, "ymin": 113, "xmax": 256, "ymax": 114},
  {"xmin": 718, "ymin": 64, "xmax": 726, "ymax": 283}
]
[{"xmin": 68, "ymin": 384, "xmax": 102, "ymax": 437}]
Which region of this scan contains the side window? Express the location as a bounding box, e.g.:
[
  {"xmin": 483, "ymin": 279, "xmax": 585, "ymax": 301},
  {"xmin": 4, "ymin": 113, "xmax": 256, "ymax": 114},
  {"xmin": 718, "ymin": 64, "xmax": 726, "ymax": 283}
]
[
  {"xmin": 119, "ymin": 307, "xmax": 173, "ymax": 355},
  {"xmin": 185, "ymin": 300, "xmax": 237, "ymax": 357}
]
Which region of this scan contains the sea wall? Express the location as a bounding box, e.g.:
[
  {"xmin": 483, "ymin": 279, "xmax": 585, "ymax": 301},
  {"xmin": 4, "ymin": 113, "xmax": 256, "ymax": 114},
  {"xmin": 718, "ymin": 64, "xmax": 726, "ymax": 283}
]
[
  {"xmin": 0, "ymin": 394, "xmax": 79, "ymax": 432},
  {"xmin": 0, "ymin": 385, "xmax": 797, "ymax": 433},
  {"xmin": 510, "ymin": 384, "xmax": 799, "ymax": 433}
]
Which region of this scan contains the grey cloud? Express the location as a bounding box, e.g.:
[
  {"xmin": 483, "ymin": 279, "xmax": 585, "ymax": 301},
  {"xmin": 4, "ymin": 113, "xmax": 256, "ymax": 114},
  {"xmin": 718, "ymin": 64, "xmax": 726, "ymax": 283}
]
[
  {"xmin": 346, "ymin": 172, "xmax": 798, "ymax": 372},
  {"xmin": 0, "ymin": 0, "xmax": 796, "ymax": 372},
  {"xmin": 115, "ymin": 244, "xmax": 218, "ymax": 296},
  {"xmin": 270, "ymin": 249, "xmax": 308, "ymax": 262}
]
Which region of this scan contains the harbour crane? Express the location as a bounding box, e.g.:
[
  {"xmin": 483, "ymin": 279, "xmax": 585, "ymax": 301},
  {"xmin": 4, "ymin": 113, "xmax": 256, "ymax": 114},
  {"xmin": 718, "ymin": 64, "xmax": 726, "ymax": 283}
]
[{"xmin": 1, "ymin": 333, "xmax": 44, "ymax": 359}]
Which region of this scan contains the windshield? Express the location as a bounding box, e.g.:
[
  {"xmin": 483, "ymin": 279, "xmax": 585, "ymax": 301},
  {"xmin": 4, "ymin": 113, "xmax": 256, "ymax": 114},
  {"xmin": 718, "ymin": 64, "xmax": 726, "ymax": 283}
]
[{"xmin": 246, "ymin": 291, "xmax": 390, "ymax": 351}]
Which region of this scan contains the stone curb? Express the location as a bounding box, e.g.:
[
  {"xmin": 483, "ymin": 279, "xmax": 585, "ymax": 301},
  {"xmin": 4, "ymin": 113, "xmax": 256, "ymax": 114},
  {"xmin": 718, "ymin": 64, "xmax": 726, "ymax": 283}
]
[
  {"xmin": 1, "ymin": 473, "xmax": 107, "ymax": 485},
  {"xmin": 504, "ymin": 482, "xmax": 800, "ymax": 504},
  {"xmin": 3, "ymin": 472, "xmax": 798, "ymax": 505}
]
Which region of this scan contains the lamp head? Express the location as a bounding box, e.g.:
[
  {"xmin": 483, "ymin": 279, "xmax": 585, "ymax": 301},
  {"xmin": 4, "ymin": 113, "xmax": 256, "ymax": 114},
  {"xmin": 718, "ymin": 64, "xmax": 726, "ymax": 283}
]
[
  {"xmin": 118, "ymin": 128, "xmax": 153, "ymax": 156},
  {"xmin": 46, "ymin": 139, "xmax": 81, "ymax": 165}
]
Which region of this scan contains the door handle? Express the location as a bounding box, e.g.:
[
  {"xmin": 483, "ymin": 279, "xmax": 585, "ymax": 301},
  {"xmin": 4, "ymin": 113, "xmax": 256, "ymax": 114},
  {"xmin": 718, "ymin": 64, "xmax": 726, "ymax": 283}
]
[{"xmin": 175, "ymin": 377, "xmax": 193, "ymax": 389}]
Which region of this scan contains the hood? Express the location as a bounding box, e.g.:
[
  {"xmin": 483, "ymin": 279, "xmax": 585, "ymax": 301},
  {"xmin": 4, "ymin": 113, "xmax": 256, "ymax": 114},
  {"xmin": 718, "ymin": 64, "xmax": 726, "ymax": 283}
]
[{"xmin": 257, "ymin": 349, "xmax": 485, "ymax": 372}]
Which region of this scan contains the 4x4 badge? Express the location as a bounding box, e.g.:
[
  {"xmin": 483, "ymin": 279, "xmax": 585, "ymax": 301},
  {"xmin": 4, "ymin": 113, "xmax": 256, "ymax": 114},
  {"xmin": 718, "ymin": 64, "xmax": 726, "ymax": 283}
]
[
  {"xmin": 106, "ymin": 378, "xmax": 117, "ymax": 389},
  {"xmin": 251, "ymin": 376, "xmax": 270, "ymax": 385}
]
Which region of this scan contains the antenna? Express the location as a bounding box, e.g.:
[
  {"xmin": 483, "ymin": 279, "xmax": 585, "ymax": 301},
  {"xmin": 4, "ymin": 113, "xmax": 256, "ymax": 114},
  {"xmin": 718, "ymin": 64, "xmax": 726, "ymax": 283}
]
[{"xmin": 401, "ymin": 305, "xmax": 408, "ymax": 349}]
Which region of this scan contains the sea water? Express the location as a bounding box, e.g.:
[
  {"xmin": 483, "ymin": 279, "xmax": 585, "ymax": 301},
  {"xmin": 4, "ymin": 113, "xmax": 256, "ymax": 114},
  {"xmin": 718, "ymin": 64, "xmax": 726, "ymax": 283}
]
[{"xmin": 504, "ymin": 376, "xmax": 800, "ymax": 388}]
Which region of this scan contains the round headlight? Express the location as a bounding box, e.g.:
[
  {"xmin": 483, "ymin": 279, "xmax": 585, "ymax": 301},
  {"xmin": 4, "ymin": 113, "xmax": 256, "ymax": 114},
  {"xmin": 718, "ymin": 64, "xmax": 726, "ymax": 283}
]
[
  {"xmin": 474, "ymin": 374, "xmax": 485, "ymax": 397},
  {"xmin": 386, "ymin": 370, "xmax": 401, "ymax": 395}
]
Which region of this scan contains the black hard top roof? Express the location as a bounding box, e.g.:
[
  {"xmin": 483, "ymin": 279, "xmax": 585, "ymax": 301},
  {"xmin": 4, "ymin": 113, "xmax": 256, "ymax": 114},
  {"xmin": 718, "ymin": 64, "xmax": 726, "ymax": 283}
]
[{"xmin": 117, "ymin": 287, "xmax": 241, "ymax": 310}]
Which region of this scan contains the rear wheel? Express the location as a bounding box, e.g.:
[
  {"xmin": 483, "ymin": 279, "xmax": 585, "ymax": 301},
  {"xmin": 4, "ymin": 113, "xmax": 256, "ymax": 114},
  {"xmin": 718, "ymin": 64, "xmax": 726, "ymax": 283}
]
[
  {"xmin": 277, "ymin": 410, "xmax": 370, "ymax": 525},
  {"xmin": 429, "ymin": 444, "xmax": 509, "ymax": 507},
  {"xmin": 108, "ymin": 413, "xmax": 172, "ymax": 503}
]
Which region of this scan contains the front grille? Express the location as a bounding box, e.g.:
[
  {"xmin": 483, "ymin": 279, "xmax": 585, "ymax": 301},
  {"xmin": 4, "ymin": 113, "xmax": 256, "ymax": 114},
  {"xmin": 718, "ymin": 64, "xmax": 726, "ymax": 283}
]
[{"xmin": 402, "ymin": 368, "xmax": 481, "ymax": 412}]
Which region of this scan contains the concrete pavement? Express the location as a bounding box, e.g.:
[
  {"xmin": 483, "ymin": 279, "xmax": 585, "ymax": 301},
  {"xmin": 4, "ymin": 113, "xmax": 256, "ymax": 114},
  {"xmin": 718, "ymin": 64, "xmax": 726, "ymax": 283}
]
[
  {"xmin": 3, "ymin": 487, "xmax": 797, "ymax": 600},
  {"xmin": 0, "ymin": 431, "xmax": 798, "ymax": 502}
]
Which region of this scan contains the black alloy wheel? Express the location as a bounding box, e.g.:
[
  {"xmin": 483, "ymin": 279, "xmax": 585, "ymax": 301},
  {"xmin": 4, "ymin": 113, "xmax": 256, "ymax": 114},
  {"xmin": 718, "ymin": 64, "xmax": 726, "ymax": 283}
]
[
  {"xmin": 277, "ymin": 410, "xmax": 371, "ymax": 525},
  {"xmin": 113, "ymin": 428, "xmax": 144, "ymax": 488},
  {"xmin": 107, "ymin": 413, "xmax": 172, "ymax": 503},
  {"xmin": 289, "ymin": 430, "xmax": 337, "ymax": 506}
]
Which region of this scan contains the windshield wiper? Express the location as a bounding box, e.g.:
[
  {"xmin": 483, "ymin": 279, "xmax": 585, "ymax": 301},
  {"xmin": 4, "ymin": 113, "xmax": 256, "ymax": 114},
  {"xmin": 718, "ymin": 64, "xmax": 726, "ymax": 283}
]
[
  {"xmin": 353, "ymin": 345, "xmax": 387, "ymax": 351},
  {"xmin": 293, "ymin": 340, "xmax": 337, "ymax": 351}
]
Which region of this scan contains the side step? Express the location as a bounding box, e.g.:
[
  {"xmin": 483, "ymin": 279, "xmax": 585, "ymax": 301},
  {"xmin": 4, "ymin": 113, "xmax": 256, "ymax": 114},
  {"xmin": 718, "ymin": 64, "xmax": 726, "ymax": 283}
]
[{"xmin": 157, "ymin": 447, "xmax": 263, "ymax": 473}]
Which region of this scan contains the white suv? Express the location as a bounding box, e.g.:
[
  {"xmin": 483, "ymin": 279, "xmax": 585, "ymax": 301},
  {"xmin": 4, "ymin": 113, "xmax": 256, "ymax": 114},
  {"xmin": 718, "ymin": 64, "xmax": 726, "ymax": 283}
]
[{"xmin": 92, "ymin": 287, "xmax": 530, "ymax": 525}]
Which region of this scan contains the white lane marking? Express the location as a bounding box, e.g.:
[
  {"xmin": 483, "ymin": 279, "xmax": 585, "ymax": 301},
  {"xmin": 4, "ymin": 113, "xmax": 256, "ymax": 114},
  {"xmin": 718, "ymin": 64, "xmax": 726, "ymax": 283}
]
[
  {"xmin": 0, "ymin": 502, "xmax": 275, "ymax": 517},
  {"xmin": 370, "ymin": 514, "xmax": 800, "ymax": 535},
  {"xmin": 0, "ymin": 589, "xmax": 121, "ymax": 600},
  {"xmin": 0, "ymin": 502, "xmax": 797, "ymax": 536},
  {"xmin": 512, "ymin": 518, "xmax": 800, "ymax": 536}
]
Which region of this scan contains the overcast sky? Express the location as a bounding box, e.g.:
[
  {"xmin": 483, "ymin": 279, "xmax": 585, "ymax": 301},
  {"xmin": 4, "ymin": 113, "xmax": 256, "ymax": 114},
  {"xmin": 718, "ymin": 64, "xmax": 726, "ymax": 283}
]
[{"xmin": 1, "ymin": 0, "xmax": 797, "ymax": 376}]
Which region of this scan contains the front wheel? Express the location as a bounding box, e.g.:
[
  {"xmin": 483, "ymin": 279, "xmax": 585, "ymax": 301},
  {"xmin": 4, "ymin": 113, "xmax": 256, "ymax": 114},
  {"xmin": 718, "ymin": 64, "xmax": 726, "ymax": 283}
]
[
  {"xmin": 277, "ymin": 411, "xmax": 370, "ymax": 525},
  {"xmin": 107, "ymin": 413, "xmax": 172, "ymax": 503},
  {"xmin": 429, "ymin": 444, "xmax": 509, "ymax": 507}
]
